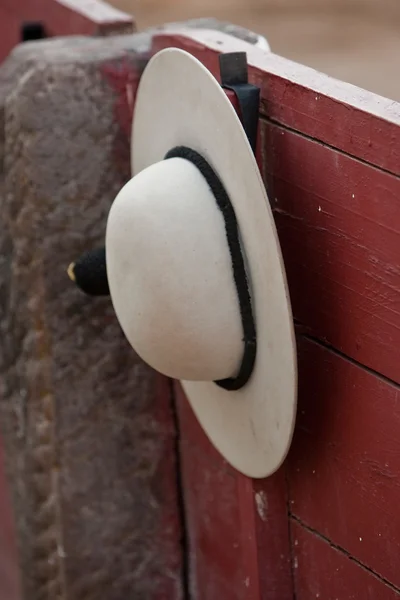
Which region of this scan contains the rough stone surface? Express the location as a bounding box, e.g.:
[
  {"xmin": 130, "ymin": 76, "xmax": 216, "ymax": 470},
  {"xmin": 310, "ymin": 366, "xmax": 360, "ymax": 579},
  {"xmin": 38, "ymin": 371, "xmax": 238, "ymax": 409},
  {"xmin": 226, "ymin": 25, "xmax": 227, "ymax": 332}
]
[{"xmin": 0, "ymin": 33, "xmax": 182, "ymax": 600}]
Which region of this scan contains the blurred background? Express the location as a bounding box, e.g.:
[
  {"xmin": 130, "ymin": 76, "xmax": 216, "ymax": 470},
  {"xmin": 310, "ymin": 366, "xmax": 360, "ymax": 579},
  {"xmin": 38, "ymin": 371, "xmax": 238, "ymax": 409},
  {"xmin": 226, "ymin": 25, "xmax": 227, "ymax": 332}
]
[{"xmin": 111, "ymin": 0, "xmax": 400, "ymax": 101}]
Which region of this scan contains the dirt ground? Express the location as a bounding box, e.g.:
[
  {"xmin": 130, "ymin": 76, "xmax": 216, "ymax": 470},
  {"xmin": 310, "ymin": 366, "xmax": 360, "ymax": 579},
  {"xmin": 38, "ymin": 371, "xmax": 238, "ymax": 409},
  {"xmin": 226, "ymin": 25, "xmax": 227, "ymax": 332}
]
[{"xmin": 110, "ymin": 0, "xmax": 400, "ymax": 101}]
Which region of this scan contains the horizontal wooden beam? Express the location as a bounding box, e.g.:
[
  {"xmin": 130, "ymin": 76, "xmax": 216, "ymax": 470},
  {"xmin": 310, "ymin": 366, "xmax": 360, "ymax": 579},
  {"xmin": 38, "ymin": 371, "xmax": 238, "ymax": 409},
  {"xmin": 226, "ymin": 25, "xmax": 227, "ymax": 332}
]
[{"xmin": 152, "ymin": 30, "xmax": 400, "ymax": 177}]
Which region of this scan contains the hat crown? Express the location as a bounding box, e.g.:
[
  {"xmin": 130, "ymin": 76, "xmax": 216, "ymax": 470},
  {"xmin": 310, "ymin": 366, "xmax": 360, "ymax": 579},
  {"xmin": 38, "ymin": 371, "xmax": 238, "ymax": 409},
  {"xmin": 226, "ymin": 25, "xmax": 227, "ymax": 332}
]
[{"xmin": 106, "ymin": 157, "xmax": 244, "ymax": 381}]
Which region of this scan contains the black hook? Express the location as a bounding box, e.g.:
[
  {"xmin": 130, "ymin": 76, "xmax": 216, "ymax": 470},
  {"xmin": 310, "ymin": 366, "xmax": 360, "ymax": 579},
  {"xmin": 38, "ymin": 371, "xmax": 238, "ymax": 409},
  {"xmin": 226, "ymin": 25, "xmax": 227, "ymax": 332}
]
[
  {"xmin": 219, "ymin": 52, "xmax": 260, "ymax": 154},
  {"xmin": 21, "ymin": 22, "xmax": 47, "ymax": 42}
]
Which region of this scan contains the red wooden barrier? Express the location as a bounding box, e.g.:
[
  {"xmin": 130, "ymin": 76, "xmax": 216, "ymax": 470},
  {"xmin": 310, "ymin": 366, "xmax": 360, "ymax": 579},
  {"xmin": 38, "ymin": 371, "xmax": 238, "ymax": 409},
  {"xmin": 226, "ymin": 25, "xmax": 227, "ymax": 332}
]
[
  {"xmin": 2, "ymin": 22, "xmax": 399, "ymax": 600},
  {"xmin": 176, "ymin": 383, "xmax": 293, "ymax": 600},
  {"xmin": 0, "ymin": 0, "xmax": 134, "ymax": 63},
  {"xmin": 149, "ymin": 29, "xmax": 400, "ymax": 599}
]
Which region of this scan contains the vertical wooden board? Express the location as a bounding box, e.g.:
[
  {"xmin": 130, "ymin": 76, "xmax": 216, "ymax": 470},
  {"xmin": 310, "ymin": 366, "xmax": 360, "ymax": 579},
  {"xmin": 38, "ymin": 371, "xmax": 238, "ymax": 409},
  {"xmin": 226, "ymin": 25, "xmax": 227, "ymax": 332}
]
[
  {"xmin": 176, "ymin": 384, "xmax": 252, "ymax": 600},
  {"xmin": 288, "ymin": 336, "xmax": 400, "ymax": 587},
  {"xmin": 253, "ymin": 472, "xmax": 293, "ymax": 600},
  {"xmin": 149, "ymin": 376, "xmax": 186, "ymax": 600},
  {"xmin": 0, "ymin": 6, "xmax": 20, "ymax": 64},
  {"xmin": 176, "ymin": 384, "xmax": 293, "ymax": 600},
  {"xmin": 101, "ymin": 54, "xmax": 148, "ymax": 174},
  {"xmin": 261, "ymin": 120, "xmax": 400, "ymax": 384},
  {"xmin": 292, "ymin": 520, "xmax": 400, "ymax": 600},
  {"xmin": 0, "ymin": 439, "xmax": 20, "ymax": 600}
]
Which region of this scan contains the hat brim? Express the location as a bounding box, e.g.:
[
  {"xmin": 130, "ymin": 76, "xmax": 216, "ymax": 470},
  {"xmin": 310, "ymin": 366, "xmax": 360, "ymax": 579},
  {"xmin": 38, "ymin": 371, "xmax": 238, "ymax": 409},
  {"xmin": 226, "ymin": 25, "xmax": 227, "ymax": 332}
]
[{"xmin": 131, "ymin": 48, "xmax": 297, "ymax": 478}]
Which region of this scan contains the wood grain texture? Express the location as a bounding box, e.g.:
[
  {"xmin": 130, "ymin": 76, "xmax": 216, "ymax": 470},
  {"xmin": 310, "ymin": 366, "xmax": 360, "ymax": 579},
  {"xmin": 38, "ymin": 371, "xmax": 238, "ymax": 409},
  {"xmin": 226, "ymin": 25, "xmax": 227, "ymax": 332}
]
[
  {"xmin": 288, "ymin": 336, "xmax": 400, "ymax": 588},
  {"xmin": 261, "ymin": 120, "xmax": 400, "ymax": 384},
  {"xmin": 292, "ymin": 520, "xmax": 400, "ymax": 600},
  {"xmin": 151, "ymin": 31, "xmax": 400, "ymax": 176},
  {"xmin": 175, "ymin": 383, "xmax": 293, "ymax": 600},
  {"xmin": 176, "ymin": 383, "xmax": 252, "ymax": 600}
]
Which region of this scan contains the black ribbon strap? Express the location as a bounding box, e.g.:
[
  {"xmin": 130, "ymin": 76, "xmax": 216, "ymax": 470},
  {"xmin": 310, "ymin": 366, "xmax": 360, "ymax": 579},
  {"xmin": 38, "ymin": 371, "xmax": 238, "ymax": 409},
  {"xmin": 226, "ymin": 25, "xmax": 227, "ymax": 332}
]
[{"xmin": 165, "ymin": 146, "xmax": 257, "ymax": 391}]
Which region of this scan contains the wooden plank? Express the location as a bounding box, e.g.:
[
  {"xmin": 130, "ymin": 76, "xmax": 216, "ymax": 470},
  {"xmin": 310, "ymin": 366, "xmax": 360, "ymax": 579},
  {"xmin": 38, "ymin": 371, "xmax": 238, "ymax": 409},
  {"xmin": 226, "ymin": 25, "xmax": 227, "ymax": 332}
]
[
  {"xmin": 253, "ymin": 473, "xmax": 293, "ymax": 600},
  {"xmin": 176, "ymin": 383, "xmax": 293, "ymax": 600},
  {"xmin": 151, "ymin": 30, "xmax": 400, "ymax": 176},
  {"xmin": 0, "ymin": 439, "xmax": 20, "ymax": 600},
  {"xmin": 288, "ymin": 336, "xmax": 400, "ymax": 588},
  {"xmin": 261, "ymin": 120, "xmax": 400, "ymax": 384},
  {"xmin": 0, "ymin": 6, "xmax": 20, "ymax": 64},
  {"xmin": 176, "ymin": 384, "xmax": 255, "ymax": 600},
  {"xmin": 2, "ymin": 0, "xmax": 133, "ymax": 43},
  {"xmin": 292, "ymin": 520, "xmax": 400, "ymax": 599}
]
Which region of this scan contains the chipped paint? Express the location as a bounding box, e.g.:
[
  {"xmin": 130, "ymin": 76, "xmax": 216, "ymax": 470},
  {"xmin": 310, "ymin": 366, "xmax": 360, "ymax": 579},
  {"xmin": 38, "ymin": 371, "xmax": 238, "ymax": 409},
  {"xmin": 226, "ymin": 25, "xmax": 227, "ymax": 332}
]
[{"xmin": 255, "ymin": 491, "xmax": 268, "ymax": 521}]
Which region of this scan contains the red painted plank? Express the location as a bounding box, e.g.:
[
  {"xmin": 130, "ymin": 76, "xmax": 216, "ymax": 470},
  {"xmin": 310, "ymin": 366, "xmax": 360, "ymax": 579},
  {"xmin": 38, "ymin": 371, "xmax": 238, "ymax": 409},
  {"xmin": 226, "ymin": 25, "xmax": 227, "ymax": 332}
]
[
  {"xmin": 288, "ymin": 336, "xmax": 400, "ymax": 588},
  {"xmin": 152, "ymin": 31, "xmax": 400, "ymax": 176},
  {"xmin": 3, "ymin": 0, "xmax": 133, "ymax": 35},
  {"xmin": 151, "ymin": 377, "xmax": 185, "ymax": 600},
  {"xmin": 0, "ymin": 0, "xmax": 134, "ymax": 62},
  {"xmin": 176, "ymin": 384, "xmax": 256, "ymax": 600},
  {"xmin": 0, "ymin": 6, "xmax": 21, "ymax": 64},
  {"xmin": 176, "ymin": 384, "xmax": 293, "ymax": 600},
  {"xmin": 253, "ymin": 473, "xmax": 293, "ymax": 600},
  {"xmin": 292, "ymin": 520, "xmax": 400, "ymax": 600},
  {"xmin": 0, "ymin": 439, "xmax": 20, "ymax": 600},
  {"xmin": 261, "ymin": 120, "xmax": 400, "ymax": 384},
  {"xmin": 101, "ymin": 56, "xmax": 144, "ymax": 146}
]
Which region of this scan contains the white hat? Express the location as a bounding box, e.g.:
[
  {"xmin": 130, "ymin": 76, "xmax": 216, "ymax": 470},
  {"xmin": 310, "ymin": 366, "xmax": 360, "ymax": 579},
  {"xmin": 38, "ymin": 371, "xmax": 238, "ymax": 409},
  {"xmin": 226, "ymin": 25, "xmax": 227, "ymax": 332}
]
[{"xmin": 79, "ymin": 48, "xmax": 297, "ymax": 478}]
